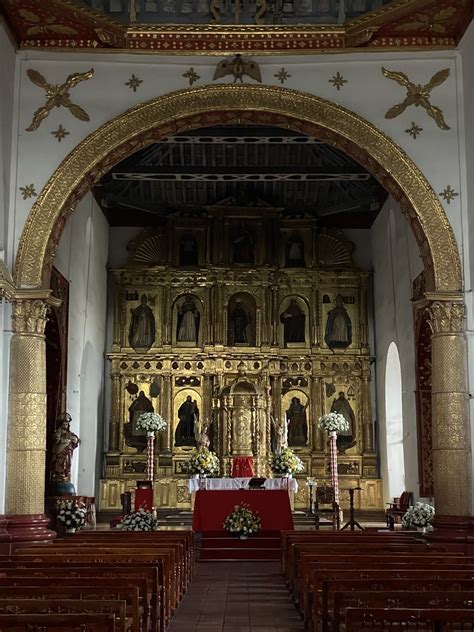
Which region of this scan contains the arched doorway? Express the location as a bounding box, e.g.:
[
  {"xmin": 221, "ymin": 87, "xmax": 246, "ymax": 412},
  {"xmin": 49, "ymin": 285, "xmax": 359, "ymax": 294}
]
[
  {"xmin": 5, "ymin": 85, "xmax": 470, "ymax": 531},
  {"xmin": 385, "ymin": 342, "xmax": 406, "ymax": 501}
]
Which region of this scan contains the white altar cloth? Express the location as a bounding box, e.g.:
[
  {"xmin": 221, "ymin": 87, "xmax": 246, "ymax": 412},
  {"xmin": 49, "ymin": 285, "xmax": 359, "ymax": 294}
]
[{"xmin": 188, "ymin": 477, "xmax": 298, "ymax": 493}]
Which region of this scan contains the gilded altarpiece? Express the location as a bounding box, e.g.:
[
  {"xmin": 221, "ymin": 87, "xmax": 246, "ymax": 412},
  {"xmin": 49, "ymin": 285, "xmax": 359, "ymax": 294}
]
[{"xmin": 100, "ymin": 207, "xmax": 382, "ymax": 512}]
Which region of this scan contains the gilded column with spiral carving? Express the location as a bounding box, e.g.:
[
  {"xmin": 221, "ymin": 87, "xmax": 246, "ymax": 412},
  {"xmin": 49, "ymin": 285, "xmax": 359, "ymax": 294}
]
[
  {"xmin": 427, "ymin": 295, "xmax": 471, "ymax": 516},
  {"xmin": 5, "ymin": 295, "xmax": 57, "ymax": 515}
]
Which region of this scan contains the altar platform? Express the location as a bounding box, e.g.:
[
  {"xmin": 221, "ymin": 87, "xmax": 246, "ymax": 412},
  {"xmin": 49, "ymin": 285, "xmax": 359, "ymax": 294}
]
[{"xmin": 192, "ymin": 489, "xmax": 294, "ymax": 532}]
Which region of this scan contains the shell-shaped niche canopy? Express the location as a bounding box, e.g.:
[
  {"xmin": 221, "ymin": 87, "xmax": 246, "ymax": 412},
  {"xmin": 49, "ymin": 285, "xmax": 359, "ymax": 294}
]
[
  {"xmin": 317, "ymin": 229, "xmax": 354, "ymax": 268},
  {"xmin": 127, "ymin": 228, "xmax": 166, "ymax": 266}
]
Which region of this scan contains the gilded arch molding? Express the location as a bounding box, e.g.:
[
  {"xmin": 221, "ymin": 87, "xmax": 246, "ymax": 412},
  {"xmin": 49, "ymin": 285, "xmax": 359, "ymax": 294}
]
[{"xmin": 15, "ymin": 84, "xmax": 461, "ymax": 291}]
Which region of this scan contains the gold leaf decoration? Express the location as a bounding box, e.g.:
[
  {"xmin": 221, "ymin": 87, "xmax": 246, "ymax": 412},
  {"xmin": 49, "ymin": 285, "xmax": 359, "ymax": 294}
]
[
  {"xmin": 132, "ymin": 235, "xmax": 163, "ymax": 266},
  {"xmin": 317, "ymin": 232, "xmax": 353, "ymax": 267},
  {"xmin": 19, "ymin": 8, "xmax": 77, "ymax": 36},
  {"xmin": 394, "ymin": 7, "xmax": 457, "ymax": 34}
]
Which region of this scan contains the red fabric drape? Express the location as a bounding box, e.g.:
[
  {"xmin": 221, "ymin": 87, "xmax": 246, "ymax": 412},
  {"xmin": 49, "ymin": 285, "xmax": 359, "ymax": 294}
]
[{"xmin": 231, "ymin": 456, "xmax": 254, "ymax": 477}]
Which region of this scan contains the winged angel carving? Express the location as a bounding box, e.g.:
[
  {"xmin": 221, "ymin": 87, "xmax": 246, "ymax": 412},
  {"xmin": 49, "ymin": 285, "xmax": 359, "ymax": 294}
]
[
  {"xmin": 382, "ymin": 67, "xmax": 450, "ymax": 130},
  {"xmin": 25, "ymin": 68, "xmax": 94, "ymax": 132},
  {"xmin": 213, "ymin": 55, "xmax": 262, "ymax": 84}
]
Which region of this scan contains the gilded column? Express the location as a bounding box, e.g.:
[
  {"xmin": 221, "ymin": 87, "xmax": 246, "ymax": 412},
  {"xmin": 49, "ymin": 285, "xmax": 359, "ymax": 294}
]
[
  {"xmin": 161, "ymin": 373, "xmax": 172, "ymax": 453},
  {"xmin": 6, "ymin": 295, "xmax": 56, "ymax": 515},
  {"xmin": 427, "ymin": 295, "xmax": 471, "ymax": 516},
  {"xmin": 311, "ymin": 375, "xmax": 324, "ymax": 451},
  {"xmin": 109, "ymin": 365, "xmax": 121, "ymax": 451},
  {"xmin": 361, "ymin": 376, "xmax": 374, "ymax": 453}
]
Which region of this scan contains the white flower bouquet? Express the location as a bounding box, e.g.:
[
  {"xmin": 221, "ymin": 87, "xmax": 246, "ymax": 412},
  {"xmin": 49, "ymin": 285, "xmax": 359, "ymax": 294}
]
[
  {"xmin": 224, "ymin": 503, "xmax": 261, "ymax": 538},
  {"xmin": 402, "ymin": 502, "xmax": 435, "ymax": 529},
  {"xmin": 56, "ymin": 499, "xmax": 87, "ymax": 531},
  {"xmin": 181, "ymin": 449, "xmax": 220, "ymax": 477},
  {"xmin": 136, "ymin": 412, "xmax": 166, "ymax": 434},
  {"xmin": 270, "ymin": 447, "xmax": 304, "ymax": 475},
  {"xmin": 318, "ymin": 412, "xmax": 350, "ymax": 434},
  {"xmin": 121, "ymin": 507, "xmax": 159, "ymax": 532}
]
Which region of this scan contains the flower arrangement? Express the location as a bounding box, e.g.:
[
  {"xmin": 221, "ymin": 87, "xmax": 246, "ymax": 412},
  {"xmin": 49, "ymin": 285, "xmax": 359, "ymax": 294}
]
[
  {"xmin": 224, "ymin": 503, "xmax": 261, "ymax": 538},
  {"xmin": 270, "ymin": 447, "xmax": 304, "ymax": 476},
  {"xmin": 56, "ymin": 499, "xmax": 87, "ymax": 532},
  {"xmin": 136, "ymin": 412, "xmax": 167, "ymax": 434},
  {"xmin": 181, "ymin": 449, "xmax": 220, "ymax": 477},
  {"xmin": 402, "ymin": 502, "xmax": 435, "ymax": 529},
  {"xmin": 121, "ymin": 507, "xmax": 159, "ymax": 532},
  {"xmin": 318, "ymin": 412, "xmax": 350, "ymax": 434}
]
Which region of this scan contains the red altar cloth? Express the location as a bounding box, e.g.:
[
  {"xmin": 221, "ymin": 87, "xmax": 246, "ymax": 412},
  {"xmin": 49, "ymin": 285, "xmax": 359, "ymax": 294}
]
[
  {"xmin": 231, "ymin": 456, "xmax": 254, "ymax": 477},
  {"xmin": 134, "ymin": 488, "xmax": 153, "ymax": 511},
  {"xmin": 192, "ymin": 490, "xmax": 294, "ymax": 532}
]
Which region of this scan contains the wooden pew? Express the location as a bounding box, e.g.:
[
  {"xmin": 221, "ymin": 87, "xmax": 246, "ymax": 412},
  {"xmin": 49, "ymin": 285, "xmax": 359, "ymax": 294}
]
[
  {"xmin": 0, "ymin": 599, "xmax": 127, "ymax": 632},
  {"xmin": 333, "ymin": 591, "xmax": 474, "ymax": 632},
  {"xmin": 345, "ymin": 607, "xmax": 474, "ymax": 630},
  {"xmin": 0, "ymin": 613, "xmax": 116, "ymax": 631},
  {"xmin": 0, "ymin": 578, "xmax": 142, "ymax": 632}
]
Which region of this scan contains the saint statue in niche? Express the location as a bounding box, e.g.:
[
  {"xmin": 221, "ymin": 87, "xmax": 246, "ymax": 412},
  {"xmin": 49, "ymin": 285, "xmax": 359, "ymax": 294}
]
[
  {"xmin": 286, "ymin": 397, "xmax": 308, "ymax": 446},
  {"xmin": 229, "ymin": 299, "xmax": 253, "ymax": 345},
  {"xmin": 280, "ymin": 299, "xmax": 305, "ymax": 344},
  {"xmin": 51, "ymin": 413, "xmax": 80, "ymax": 484},
  {"xmin": 286, "ymin": 235, "xmax": 305, "ymax": 267},
  {"xmin": 174, "ymin": 395, "xmax": 198, "ymax": 447},
  {"xmin": 232, "ymin": 223, "xmax": 254, "ymax": 264},
  {"xmin": 176, "ymin": 295, "xmax": 200, "ymax": 344},
  {"xmin": 129, "ymin": 294, "xmax": 156, "ymax": 350},
  {"xmin": 331, "ymin": 391, "xmax": 356, "ymax": 452},
  {"xmin": 325, "ymin": 294, "xmax": 352, "ymax": 349},
  {"xmin": 179, "ymin": 235, "xmax": 198, "ymax": 266},
  {"xmin": 124, "ymin": 390, "xmax": 154, "ymax": 452}
]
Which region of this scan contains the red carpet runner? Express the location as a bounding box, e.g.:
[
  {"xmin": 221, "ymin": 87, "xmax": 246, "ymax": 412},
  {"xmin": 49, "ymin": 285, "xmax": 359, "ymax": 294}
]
[{"xmin": 200, "ymin": 531, "xmax": 281, "ymax": 561}]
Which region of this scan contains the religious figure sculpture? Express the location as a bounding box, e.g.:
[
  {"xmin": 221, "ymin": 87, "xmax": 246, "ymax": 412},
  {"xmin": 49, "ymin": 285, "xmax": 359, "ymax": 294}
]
[
  {"xmin": 286, "ymin": 397, "xmax": 308, "ymax": 446},
  {"xmin": 129, "ymin": 294, "xmax": 156, "ymax": 350},
  {"xmin": 179, "ymin": 236, "xmax": 198, "ymax": 266},
  {"xmin": 331, "ymin": 391, "xmax": 356, "ymax": 452},
  {"xmin": 280, "ymin": 299, "xmax": 305, "ymax": 344},
  {"xmin": 271, "ymin": 414, "xmax": 288, "ymax": 454},
  {"xmin": 50, "ymin": 413, "xmax": 80, "ymax": 494},
  {"xmin": 286, "ymin": 235, "xmax": 305, "ymax": 267},
  {"xmin": 175, "ymin": 395, "xmax": 198, "ymax": 447},
  {"xmin": 229, "ymin": 299, "xmax": 252, "ymax": 345},
  {"xmin": 325, "ymin": 294, "xmax": 352, "ymax": 349},
  {"xmin": 232, "ymin": 223, "xmax": 254, "ymax": 264},
  {"xmin": 194, "ymin": 417, "xmax": 211, "ymax": 451},
  {"xmin": 232, "ymin": 406, "xmax": 253, "ymax": 455},
  {"xmin": 176, "ymin": 295, "xmax": 200, "ymax": 344}
]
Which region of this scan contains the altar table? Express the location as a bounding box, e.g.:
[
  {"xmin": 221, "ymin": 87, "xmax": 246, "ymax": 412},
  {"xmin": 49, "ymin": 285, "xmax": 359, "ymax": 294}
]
[
  {"xmin": 192, "ymin": 489, "xmax": 294, "ymax": 532},
  {"xmin": 188, "ymin": 477, "xmax": 298, "ymax": 493}
]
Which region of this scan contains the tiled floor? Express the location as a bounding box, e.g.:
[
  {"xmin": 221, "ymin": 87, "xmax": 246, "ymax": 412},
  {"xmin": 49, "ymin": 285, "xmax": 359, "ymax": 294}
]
[{"xmin": 167, "ymin": 561, "xmax": 304, "ymax": 632}]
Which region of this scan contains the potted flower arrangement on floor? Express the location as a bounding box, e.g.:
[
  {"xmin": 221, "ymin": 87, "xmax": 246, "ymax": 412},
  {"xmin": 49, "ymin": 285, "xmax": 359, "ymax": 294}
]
[
  {"xmin": 402, "ymin": 502, "xmax": 435, "ymax": 534},
  {"xmin": 270, "ymin": 447, "xmax": 304, "ymax": 477},
  {"xmin": 224, "ymin": 502, "xmax": 261, "ymax": 540},
  {"xmin": 121, "ymin": 507, "xmax": 159, "ymax": 532},
  {"xmin": 56, "ymin": 499, "xmax": 87, "ymax": 534},
  {"xmin": 181, "ymin": 448, "xmax": 220, "ymax": 478}
]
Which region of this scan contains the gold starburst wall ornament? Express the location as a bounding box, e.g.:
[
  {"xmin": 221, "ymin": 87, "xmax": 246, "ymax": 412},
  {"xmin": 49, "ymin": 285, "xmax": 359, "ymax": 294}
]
[
  {"xmin": 25, "ymin": 68, "xmax": 94, "ymax": 132},
  {"xmin": 382, "ymin": 67, "xmax": 450, "ymax": 130}
]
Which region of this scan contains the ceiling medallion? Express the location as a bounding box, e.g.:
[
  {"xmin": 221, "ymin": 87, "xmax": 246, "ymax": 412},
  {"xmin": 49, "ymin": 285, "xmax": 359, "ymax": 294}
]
[
  {"xmin": 382, "ymin": 67, "xmax": 450, "ymax": 131},
  {"xmin": 329, "ymin": 72, "xmax": 348, "ymax": 91},
  {"xmin": 125, "ymin": 74, "xmax": 143, "ymax": 92},
  {"xmin": 213, "ymin": 55, "xmax": 262, "ymax": 84},
  {"xmin": 274, "ymin": 68, "xmax": 291, "ymax": 85},
  {"xmin": 25, "ymin": 68, "xmax": 94, "ymax": 132}
]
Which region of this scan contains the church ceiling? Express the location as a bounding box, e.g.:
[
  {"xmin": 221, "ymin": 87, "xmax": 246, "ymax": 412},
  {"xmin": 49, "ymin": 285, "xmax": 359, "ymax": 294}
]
[
  {"xmin": 0, "ymin": 0, "xmax": 471, "ymax": 53},
  {"xmin": 95, "ymin": 124, "xmax": 387, "ymax": 228}
]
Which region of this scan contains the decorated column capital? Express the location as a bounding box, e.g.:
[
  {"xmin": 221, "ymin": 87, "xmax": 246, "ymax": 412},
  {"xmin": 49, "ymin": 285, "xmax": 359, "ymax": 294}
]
[
  {"xmin": 425, "ymin": 293, "xmax": 466, "ymax": 334},
  {"xmin": 11, "ymin": 292, "xmax": 62, "ymax": 335}
]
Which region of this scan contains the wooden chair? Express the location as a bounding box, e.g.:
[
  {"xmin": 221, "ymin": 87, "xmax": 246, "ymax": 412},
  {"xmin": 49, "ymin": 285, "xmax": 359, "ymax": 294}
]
[
  {"xmin": 385, "ymin": 491, "xmax": 414, "ymax": 528},
  {"xmin": 314, "ymin": 486, "xmax": 340, "ymax": 530}
]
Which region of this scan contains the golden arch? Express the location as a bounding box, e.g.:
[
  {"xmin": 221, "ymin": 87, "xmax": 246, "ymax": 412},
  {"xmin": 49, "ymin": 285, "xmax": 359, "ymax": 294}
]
[{"xmin": 15, "ymin": 84, "xmax": 461, "ymax": 291}]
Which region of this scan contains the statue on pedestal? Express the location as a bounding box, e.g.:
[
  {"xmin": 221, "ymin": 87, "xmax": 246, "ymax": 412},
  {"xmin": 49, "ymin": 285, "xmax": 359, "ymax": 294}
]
[
  {"xmin": 194, "ymin": 417, "xmax": 211, "ymax": 452},
  {"xmin": 271, "ymin": 415, "xmax": 288, "ymax": 454},
  {"xmin": 50, "ymin": 413, "xmax": 80, "ymax": 495}
]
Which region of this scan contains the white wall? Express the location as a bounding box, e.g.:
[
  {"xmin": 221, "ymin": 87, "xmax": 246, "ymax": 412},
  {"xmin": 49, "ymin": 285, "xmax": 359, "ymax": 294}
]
[
  {"xmin": 459, "ymin": 22, "xmax": 474, "ymax": 510},
  {"xmin": 54, "ymin": 192, "xmax": 109, "ymax": 496},
  {"xmin": 371, "ymin": 197, "xmax": 423, "ymax": 504},
  {"xmin": 0, "ymin": 23, "xmax": 17, "ymax": 512}
]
